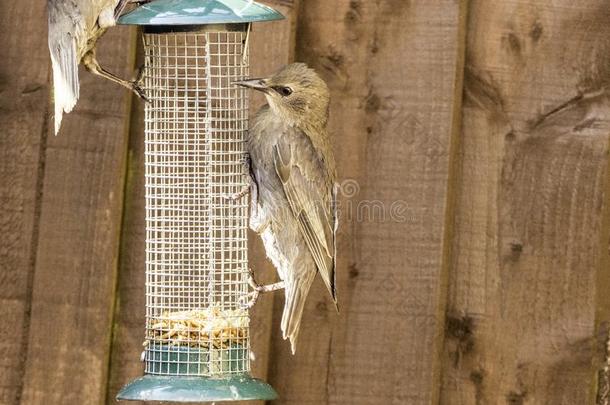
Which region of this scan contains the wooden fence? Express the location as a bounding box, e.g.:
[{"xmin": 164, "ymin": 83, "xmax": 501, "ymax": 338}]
[{"xmin": 1, "ymin": 0, "xmax": 610, "ymax": 404}]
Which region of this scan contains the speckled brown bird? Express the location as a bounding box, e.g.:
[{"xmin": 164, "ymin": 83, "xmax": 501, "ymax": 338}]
[
  {"xmin": 235, "ymin": 63, "xmax": 338, "ymax": 354},
  {"xmin": 48, "ymin": 0, "xmax": 145, "ymax": 134}
]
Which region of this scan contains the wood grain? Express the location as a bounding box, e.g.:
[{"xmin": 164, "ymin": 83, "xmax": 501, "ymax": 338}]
[
  {"xmin": 440, "ymin": 1, "xmax": 610, "ymax": 404},
  {"xmin": 105, "ymin": 2, "xmax": 299, "ymax": 403},
  {"xmin": 4, "ymin": 1, "xmax": 610, "ymax": 404},
  {"xmin": 105, "ymin": 41, "xmax": 147, "ymax": 404},
  {"xmin": 0, "ymin": 0, "xmax": 49, "ymax": 403},
  {"xmin": 268, "ymin": 1, "xmax": 466, "ymax": 404},
  {"xmin": 19, "ymin": 25, "xmax": 136, "ymax": 404}
]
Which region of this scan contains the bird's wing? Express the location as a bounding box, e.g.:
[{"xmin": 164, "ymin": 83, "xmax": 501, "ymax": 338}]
[
  {"xmin": 48, "ymin": 0, "xmax": 83, "ymax": 134},
  {"xmin": 272, "ymin": 128, "xmax": 337, "ymax": 305}
]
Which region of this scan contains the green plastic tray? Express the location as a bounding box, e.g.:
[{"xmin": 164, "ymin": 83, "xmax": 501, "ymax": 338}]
[
  {"xmin": 118, "ymin": 0, "xmax": 284, "ymax": 25},
  {"xmin": 116, "ymin": 374, "xmax": 278, "ymax": 402}
]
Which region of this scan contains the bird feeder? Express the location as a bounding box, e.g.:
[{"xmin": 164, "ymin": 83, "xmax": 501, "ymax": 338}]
[{"xmin": 115, "ymin": 1, "xmax": 283, "ymax": 402}]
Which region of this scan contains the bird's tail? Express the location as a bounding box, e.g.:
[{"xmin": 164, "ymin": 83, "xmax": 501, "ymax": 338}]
[
  {"xmin": 281, "ymin": 274, "xmax": 315, "ymax": 354},
  {"xmin": 49, "ymin": 37, "xmax": 79, "ymax": 135}
]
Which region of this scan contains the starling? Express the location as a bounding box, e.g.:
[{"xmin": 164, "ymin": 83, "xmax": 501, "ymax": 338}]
[
  {"xmin": 235, "ymin": 63, "xmax": 338, "ymax": 354},
  {"xmin": 48, "ymin": 0, "xmax": 145, "ymax": 135}
]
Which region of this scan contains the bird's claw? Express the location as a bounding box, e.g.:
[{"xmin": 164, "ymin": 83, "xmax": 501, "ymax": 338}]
[
  {"xmin": 239, "ymin": 290, "xmax": 260, "ymax": 309},
  {"xmin": 238, "ymin": 268, "xmax": 284, "ymax": 309},
  {"xmin": 239, "ymin": 269, "xmax": 261, "ymax": 309},
  {"xmin": 132, "ymin": 83, "xmax": 149, "ymax": 103},
  {"xmin": 221, "ymin": 154, "xmax": 251, "ymax": 201},
  {"xmin": 241, "ymin": 153, "xmax": 252, "ymax": 168},
  {"xmin": 222, "ymin": 185, "xmax": 250, "ymax": 202},
  {"xmin": 132, "ymin": 64, "xmax": 149, "ymax": 102}
]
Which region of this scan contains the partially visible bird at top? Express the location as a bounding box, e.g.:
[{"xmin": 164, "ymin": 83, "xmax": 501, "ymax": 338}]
[
  {"xmin": 48, "ymin": 0, "xmax": 147, "ymax": 135},
  {"xmin": 234, "ymin": 63, "xmax": 338, "ymax": 354}
]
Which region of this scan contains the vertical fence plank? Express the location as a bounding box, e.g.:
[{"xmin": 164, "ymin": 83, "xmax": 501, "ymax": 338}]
[
  {"xmin": 597, "ymin": 171, "xmax": 610, "ymax": 404},
  {"xmin": 106, "ymin": 3, "xmax": 299, "ymax": 403},
  {"xmin": 440, "ymin": 1, "xmax": 610, "ymax": 404},
  {"xmin": 268, "ymin": 1, "xmax": 466, "ymax": 404},
  {"xmin": 0, "ymin": 0, "xmax": 49, "ymax": 403},
  {"xmin": 19, "ymin": 25, "xmax": 136, "ymax": 404},
  {"xmin": 105, "ymin": 41, "xmax": 147, "ymax": 404}
]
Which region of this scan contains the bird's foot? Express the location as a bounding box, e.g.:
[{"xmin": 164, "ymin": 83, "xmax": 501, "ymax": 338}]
[
  {"xmin": 83, "ymin": 51, "xmax": 149, "ymax": 102},
  {"xmin": 222, "ymin": 185, "xmax": 250, "ymax": 201},
  {"xmin": 221, "ymin": 154, "xmax": 252, "ymax": 201},
  {"xmin": 132, "ymin": 82, "xmax": 149, "ymax": 102},
  {"xmin": 132, "ymin": 65, "xmax": 149, "ymax": 102},
  {"xmin": 238, "ymin": 268, "xmax": 285, "ymax": 309},
  {"xmin": 241, "ymin": 153, "xmax": 252, "ymax": 170}
]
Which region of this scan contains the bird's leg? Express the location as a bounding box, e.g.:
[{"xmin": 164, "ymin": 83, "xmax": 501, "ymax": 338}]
[
  {"xmin": 114, "ymin": 0, "xmax": 130, "ymax": 19},
  {"xmin": 114, "ymin": 0, "xmax": 151, "ymax": 19},
  {"xmin": 82, "ymin": 50, "xmax": 148, "ymax": 101},
  {"xmin": 239, "ymin": 268, "xmax": 285, "ymax": 309},
  {"xmin": 223, "ymin": 185, "xmax": 250, "ymax": 201},
  {"xmin": 223, "ymin": 153, "xmax": 257, "ymax": 212},
  {"xmin": 222, "ymin": 154, "xmax": 267, "ymax": 233}
]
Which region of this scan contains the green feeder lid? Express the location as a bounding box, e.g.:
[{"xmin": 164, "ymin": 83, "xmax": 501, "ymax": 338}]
[
  {"xmin": 116, "ymin": 374, "xmax": 278, "ymax": 402},
  {"xmin": 118, "ymin": 0, "xmax": 284, "ymax": 25}
]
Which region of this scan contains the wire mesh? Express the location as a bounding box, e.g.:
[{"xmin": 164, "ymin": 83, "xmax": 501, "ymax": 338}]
[{"xmin": 141, "ymin": 28, "xmax": 250, "ymax": 376}]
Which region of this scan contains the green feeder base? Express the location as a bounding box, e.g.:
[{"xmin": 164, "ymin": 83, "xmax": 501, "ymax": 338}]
[{"xmin": 116, "ymin": 373, "xmax": 278, "ymax": 402}]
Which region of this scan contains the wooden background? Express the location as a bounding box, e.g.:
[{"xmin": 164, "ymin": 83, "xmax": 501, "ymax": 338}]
[{"xmin": 2, "ymin": 0, "xmax": 610, "ymax": 404}]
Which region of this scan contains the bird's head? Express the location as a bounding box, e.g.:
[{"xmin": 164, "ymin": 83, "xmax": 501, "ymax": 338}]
[{"xmin": 234, "ymin": 63, "xmax": 330, "ymax": 128}]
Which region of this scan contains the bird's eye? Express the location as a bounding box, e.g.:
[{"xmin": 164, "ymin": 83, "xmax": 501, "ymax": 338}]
[{"xmin": 274, "ymin": 86, "xmax": 293, "ymax": 97}]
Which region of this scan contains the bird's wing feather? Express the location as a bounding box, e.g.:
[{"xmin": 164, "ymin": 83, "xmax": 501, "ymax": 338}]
[
  {"xmin": 272, "ymin": 128, "xmax": 337, "ymax": 304},
  {"xmin": 48, "ymin": 0, "xmax": 82, "ymax": 134},
  {"xmin": 281, "ymin": 270, "xmax": 316, "ymax": 354}
]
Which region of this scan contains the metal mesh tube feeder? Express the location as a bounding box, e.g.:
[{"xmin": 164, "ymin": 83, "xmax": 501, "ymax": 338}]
[{"xmin": 116, "ymin": 1, "xmax": 283, "ymax": 402}]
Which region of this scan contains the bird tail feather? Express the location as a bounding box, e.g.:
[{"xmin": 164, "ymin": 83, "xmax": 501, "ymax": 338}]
[
  {"xmin": 49, "ymin": 37, "xmax": 79, "ymax": 135},
  {"xmin": 281, "ymin": 276, "xmax": 314, "ymax": 355}
]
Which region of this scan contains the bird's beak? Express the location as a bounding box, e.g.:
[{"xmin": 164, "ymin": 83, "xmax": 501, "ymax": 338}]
[{"xmin": 233, "ymin": 78, "xmax": 269, "ymax": 93}]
